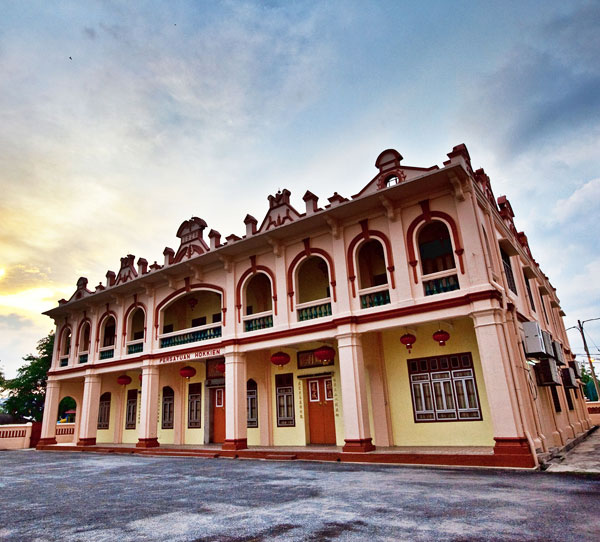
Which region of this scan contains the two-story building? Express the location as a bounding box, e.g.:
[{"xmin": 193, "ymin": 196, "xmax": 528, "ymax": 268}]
[{"xmin": 37, "ymin": 144, "xmax": 593, "ymax": 467}]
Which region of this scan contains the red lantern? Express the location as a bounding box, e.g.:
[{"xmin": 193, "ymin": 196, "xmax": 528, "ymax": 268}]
[
  {"xmin": 216, "ymin": 361, "xmax": 226, "ymax": 374},
  {"xmin": 314, "ymin": 345, "xmax": 336, "ymax": 363},
  {"xmin": 270, "ymin": 351, "xmax": 291, "ymax": 367},
  {"xmin": 400, "ymin": 333, "xmax": 417, "ymax": 353},
  {"xmin": 117, "ymin": 375, "xmax": 132, "ymax": 386},
  {"xmin": 139, "ymin": 373, "xmax": 143, "ymax": 382},
  {"xmin": 180, "ymin": 366, "xmax": 196, "ymax": 379},
  {"xmin": 433, "ymin": 329, "xmax": 450, "ymax": 346}
]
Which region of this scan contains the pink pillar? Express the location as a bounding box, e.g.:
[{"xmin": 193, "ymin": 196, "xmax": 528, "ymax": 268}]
[
  {"xmin": 472, "ymin": 310, "xmax": 534, "ymax": 463},
  {"xmin": 77, "ymin": 374, "xmax": 101, "ymax": 445},
  {"xmin": 137, "ymin": 365, "xmax": 160, "ymax": 448},
  {"xmin": 39, "ymin": 379, "xmax": 60, "ymax": 445},
  {"xmin": 223, "ymin": 350, "xmax": 247, "ymax": 450},
  {"xmin": 337, "ymin": 332, "xmax": 375, "ymax": 452}
]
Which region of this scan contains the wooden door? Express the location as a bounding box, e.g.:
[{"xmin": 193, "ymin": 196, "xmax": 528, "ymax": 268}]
[
  {"xmin": 210, "ymin": 387, "xmax": 226, "ymax": 443},
  {"xmin": 307, "ymin": 377, "xmax": 336, "ymax": 445}
]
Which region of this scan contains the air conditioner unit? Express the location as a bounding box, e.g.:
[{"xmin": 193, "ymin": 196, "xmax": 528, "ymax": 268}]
[
  {"xmin": 534, "ymin": 358, "xmax": 561, "ymax": 386},
  {"xmin": 541, "ymin": 330, "xmax": 554, "ymax": 358},
  {"xmin": 569, "ymin": 360, "xmax": 582, "ymax": 379},
  {"xmin": 523, "ymin": 322, "xmax": 553, "ymax": 358},
  {"xmin": 552, "ymin": 341, "xmax": 566, "ymax": 366},
  {"xmin": 561, "ymin": 368, "xmax": 578, "ymax": 388}
]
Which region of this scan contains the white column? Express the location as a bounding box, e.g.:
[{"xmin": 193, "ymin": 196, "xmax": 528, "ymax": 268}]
[
  {"xmin": 336, "ymin": 331, "xmax": 375, "ymax": 452},
  {"xmin": 223, "ymin": 350, "xmax": 247, "ymax": 450},
  {"xmin": 137, "ymin": 364, "xmax": 160, "ymax": 447},
  {"xmin": 77, "ymin": 374, "xmax": 102, "ymax": 445},
  {"xmin": 39, "ymin": 379, "xmax": 61, "ymax": 445}
]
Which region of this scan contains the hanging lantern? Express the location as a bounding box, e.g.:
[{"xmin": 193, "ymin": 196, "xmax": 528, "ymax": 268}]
[
  {"xmin": 314, "ymin": 345, "xmax": 336, "ymax": 363},
  {"xmin": 433, "ymin": 329, "xmax": 450, "ymax": 346},
  {"xmin": 117, "ymin": 375, "xmax": 131, "ymax": 386},
  {"xmin": 270, "ymin": 351, "xmax": 291, "ymax": 367},
  {"xmin": 139, "ymin": 373, "xmax": 143, "ymax": 382},
  {"xmin": 216, "ymin": 361, "xmax": 226, "ymax": 374},
  {"xmin": 179, "ymin": 366, "xmax": 196, "ymax": 379},
  {"xmin": 400, "ymin": 333, "xmax": 417, "ymax": 353}
]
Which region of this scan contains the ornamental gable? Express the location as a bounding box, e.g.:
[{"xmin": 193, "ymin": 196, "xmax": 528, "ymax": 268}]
[
  {"xmin": 171, "ymin": 217, "xmax": 209, "ymax": 264},
  {"xmin": 258, "ymin": 189, "xmax": 302, "ymax": 232}
]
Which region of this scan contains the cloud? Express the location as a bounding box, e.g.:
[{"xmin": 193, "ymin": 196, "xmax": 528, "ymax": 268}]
[
  {"xmin": 554, "ymin": 177, "xmax": 600, "ymax": 223},
  {"xmin": 463, "ymin": 3, "xmax": 600, "ymax": 159}
]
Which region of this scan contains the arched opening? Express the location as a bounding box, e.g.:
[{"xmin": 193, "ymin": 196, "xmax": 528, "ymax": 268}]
[
  {"xmin": 247, "ymin": 379, "xmax": 258, "ymax": 428},
  {"xmin": 357, "ymin": 239, "xmax": 390, "ymax": 308},
  {"xmin": 100, "ymin": 316, "xmax": 116, "ymax": 359},
  {"xmin": 59, "ymin": 328, "xmax": 71, "ymax": 367},
  {"xmin": 160, "ymin": 291, "xmax": 223, "ymax": 348},
  {"xmin": 127, "ymin": 308, "xmax": 145, "ymax": 354},
  {"xmin": 161, "ymin": 386, "xmax": 174, "ymax": 430},
  {"xmin": 385, "ymin": 174, "xmax": 400, "ymax": 187},
  {"xmin": 97, "ymin": 392, "xmax": 111, "ymax": 430},
  {"xmin": 58, "ymin": 396, "xmax": 76, "ymax": 422},
  {"xmin": 417, "ymin": 221, "xmax": 459, "ymax": 296},
  {"xmin": 358, "ymin": 240, "xmax": 388, "ymax": 289},
  {"xmin": 78, "ymin": 322, "xmax": 90, "ymax": 364},
  {"xmin": 295, "ymin": 256, "xmax": 332, "ymax": 321},
  {"xmin": 244, "ymin": 274, "xmax": 273, "ymax": 332}
]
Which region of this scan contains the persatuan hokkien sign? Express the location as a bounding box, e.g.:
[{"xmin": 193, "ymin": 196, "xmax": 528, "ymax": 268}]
[{"xmin": 158, "ymin": 348, "xmax": 221, "ymax": 364}]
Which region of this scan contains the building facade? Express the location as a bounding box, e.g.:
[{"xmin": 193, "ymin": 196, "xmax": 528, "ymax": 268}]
[{"xmin": 38, "ymin": 144, "xmax": 593, "ymax": 467}]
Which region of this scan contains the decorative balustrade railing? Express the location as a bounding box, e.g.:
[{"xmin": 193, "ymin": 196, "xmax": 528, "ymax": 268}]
[
  {"xmin": 360, "ymin": 288, "xmax": 391, "ymax": 308},
  {"xmin": 99, "ymin": 348, "xmax": 115, "ymax": 360},
  {"xmin": 127, "ymin": 341, "xmax": 144, "ymax": 354},
  {"xmin": 297, "ymin": 300, "xmax": 332, "ymax": 322},
  {"xmin": 244, "ymin": 313, "xmax": 273, "ymax": 332},
  {"xmin": 423, "ymin": 273, "xmax": 460, "ymax": 296},
  {"xmin": 159, "ymin": 324, "xmax": 222, "ymax": 348},
  {"xmin": 78, "ymin": 353, "xmax": 88, "ymax": 364}
]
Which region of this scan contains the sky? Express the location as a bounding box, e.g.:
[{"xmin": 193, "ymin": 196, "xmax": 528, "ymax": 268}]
[{"xmin": 1, "ymin": 0, "xmax": 599, "ymax": 379}]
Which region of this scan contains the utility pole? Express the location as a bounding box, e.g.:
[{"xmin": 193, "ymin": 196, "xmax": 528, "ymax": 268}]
[{"xmin": 577, "ymin": 319, "xmax": 600, "ymax": 398}]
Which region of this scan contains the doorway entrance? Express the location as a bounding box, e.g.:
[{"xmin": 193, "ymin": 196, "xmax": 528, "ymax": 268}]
[
  {"xmin": 306, "ymin": 377, "xmax": 336, "ymax": 445},
  {"xmin": 210, "ymin": 387, "xmax": 225, "ymax": 443}
]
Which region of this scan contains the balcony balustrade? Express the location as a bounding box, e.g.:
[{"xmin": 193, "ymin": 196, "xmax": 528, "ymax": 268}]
[
  {"xmin": 99, "ymin": 347, "xmax": 115, "ymax": 360},
  {"xmin": 423, "ymin": 271, "xmax": 460, "ymax": 296},
  {"xmin": 59, "ymin": 356, "xmax": 68, "ymax": 367},
  {"xmin": 359, "ymin": 286, "xmax": 391, "ymax": 309},
  {"xmin": 297, "ymin": 298, "xmax": 332, "ymax": 322},
  {"xmin": 78, "ymin": 353, "xmax": 88, "ymax": 364},
  {"xmin": 159, "ymin": 323, "xmax": 222, "ymax": 348},
  {"xmin": 127, "ymin": 340, "xmax": 144, "ymax": 355},
  {"xmin": 243, "ymin": 311, "xmax": 274, "ymax": 332}
]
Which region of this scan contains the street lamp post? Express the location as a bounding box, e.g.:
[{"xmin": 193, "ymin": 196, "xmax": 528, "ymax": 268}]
[{"xmin": 572, "ymin": 319, "xmax": 600, "ymax": 399}]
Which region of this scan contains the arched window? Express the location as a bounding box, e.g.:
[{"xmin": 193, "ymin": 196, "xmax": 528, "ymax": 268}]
[
  {"xmin": 129, "ymin": 308, "xmax": 145, "ymax": 340},
  {"xmin": 127, "ymin": 308, "xmax": 145, "ymax": 355},
  {"xmin": 357, "ymin": 240, "xmax": 388, "ymax": 289},
  {"xmin": 296, "ymin": 256, "xmax": 330, "ymax": 304},
  {"xmin": 385, "ymin": 175, "xmax": 400, "ymax": 187},
  {"xmin": 78, "ymin": 322, "xmax": 90, "ymax": 364},
  {"xmin": 162, "ymin": 291, "xmax": 222, "ymax": 335},
  {"xmin": 162, "ymin": 386, "xmax": 174, "ymax": 429},
  {"xmin": 418, "ymin": 221, "xmax": 456, "ymax": 275},
  {"xmin": 102, "ymin": 316, "xmax": 116, "ymax": 347},
  {"xmin": 247, "ymin": 379, "xmax": 258, "ymax": 428},
  {"xmin": 245, "ymin": 274, "xmax": 272, "ymax": 315},
  {"xmin": 59, "ymin": 328, "xmax": 71, "ymax": 367},
  {"xmin": 295, "ymin": 256, "xmax": 332, "ymax": 321},
  {"xmin": 58, "ymin": 396, "xmax": 76, "ymax": 423},
  {"xmin": 97, "ymin": 392, "xmax": 111, "ymax": 430},
  {"xmin": 100, "ymin": 316, "xmax": 116, "ymax": 360},
  {"xmin": 418, "ymin": 221, "xmax": 459, "ymax": 296}
]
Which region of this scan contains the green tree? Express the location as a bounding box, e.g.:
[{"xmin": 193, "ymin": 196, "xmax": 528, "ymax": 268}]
[{"xmin": 0, "ymin": 332, "xmax": 54, "ymax": 421}]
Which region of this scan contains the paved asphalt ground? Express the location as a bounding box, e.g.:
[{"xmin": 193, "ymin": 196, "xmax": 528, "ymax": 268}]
[{"xmin": 1, "ymin": 450, "xmax": 599, "ymax": 542}]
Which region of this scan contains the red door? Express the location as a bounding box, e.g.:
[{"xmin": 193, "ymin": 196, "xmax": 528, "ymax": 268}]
[
  {"xmin": 307, "ymin": 377, "xmax": 336, "ymax": 445},
  {"xmin": 210, "ymin": 387, "xmax": 226, "ymax": 443}
]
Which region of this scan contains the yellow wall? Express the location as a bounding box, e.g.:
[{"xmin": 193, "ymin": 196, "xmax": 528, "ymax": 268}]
[
  {"xmin": 96, "ymin": 389, "xmax": 117, "ymax": 444},
  {"xmin": 297, "ymin": 257, "xmax": 330, "ymax": 303},
  {"xmin": 382, "ymin": 319, "xmax": 495, "ymax": 446},
  {"xmin": 121, "ymin": 375, "xmax": 140, "ymax": 444},
  {"xmin": 270, "ymin": 346, "xmax": 345, "ymax": 447},
  {"xmin": 183, "ymin": 370, "xmax": 206, "ymax": 445}
]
